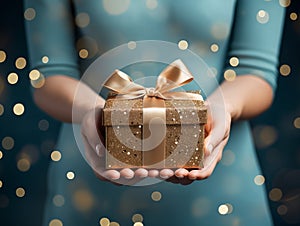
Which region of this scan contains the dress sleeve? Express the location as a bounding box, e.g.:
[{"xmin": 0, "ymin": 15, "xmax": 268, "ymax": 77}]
[
  {"xmin": 225, "ymin": 0, "xmax": 285, "ymax": 91},
  {"xmin": 24, "ymin": 0, "xmax": 80, "ymax": 79}
]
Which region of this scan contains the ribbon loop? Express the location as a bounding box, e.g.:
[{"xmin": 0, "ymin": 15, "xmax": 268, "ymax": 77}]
[{"xmin": 103, "ymin": 59, "xmax": 201, "ymax": 100}]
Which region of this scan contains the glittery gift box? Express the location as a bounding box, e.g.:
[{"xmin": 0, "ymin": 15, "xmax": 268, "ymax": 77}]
[{"xmin": 102, "ymin": 95, "xmax": 207, "ymax": 169}]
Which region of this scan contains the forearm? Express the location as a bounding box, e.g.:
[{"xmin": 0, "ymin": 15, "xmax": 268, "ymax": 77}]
[
  {"xmin": 33, "ymin": 75, "xmax": 105, "ymax": 123},
  {"xmin": 208, "ymin": 75, "xmax": 274, "ymax": 121}
]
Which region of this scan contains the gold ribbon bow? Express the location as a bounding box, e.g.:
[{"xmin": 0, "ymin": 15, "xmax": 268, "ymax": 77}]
[{"xmin": 104, "ymin": 59, "xmax": 202, "ymax": 167}]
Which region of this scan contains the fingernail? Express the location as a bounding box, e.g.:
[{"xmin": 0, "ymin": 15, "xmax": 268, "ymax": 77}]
[
  {"xmin": 206, "ymin": 144, "xmax": 213, "ymax": 154},
  {"xmin": 95, "ymin": 144, "xmax": 102, "ymax": 157},
  {"xmin": 160, "ymin": 175, "xmax": 170, "ymax": 179}
]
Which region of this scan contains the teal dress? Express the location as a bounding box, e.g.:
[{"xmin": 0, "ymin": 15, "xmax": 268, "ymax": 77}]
[{"xmin": 24, "ymin": 1, "xmax": 285, "ymax": 225}]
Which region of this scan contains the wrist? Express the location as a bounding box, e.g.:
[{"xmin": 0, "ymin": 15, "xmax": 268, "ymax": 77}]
[{"xmin": 225, "ymin": 100, "xmax": 242, "ymax": 122}]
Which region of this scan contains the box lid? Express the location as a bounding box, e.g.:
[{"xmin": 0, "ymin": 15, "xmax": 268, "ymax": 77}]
[{"xmin": 103, "ymin": 96, "xmax": 207, "ymax": 126}]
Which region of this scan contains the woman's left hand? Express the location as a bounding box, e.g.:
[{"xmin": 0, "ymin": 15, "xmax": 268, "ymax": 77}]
[{"xmin": 163, "ymin": 100, "xmax": 232, "ymax": 183}]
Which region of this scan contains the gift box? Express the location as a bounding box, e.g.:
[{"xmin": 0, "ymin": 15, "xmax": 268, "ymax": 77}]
[{"xmin": 102, "ymin": 60, "xmax": 207, "ymax": 169}]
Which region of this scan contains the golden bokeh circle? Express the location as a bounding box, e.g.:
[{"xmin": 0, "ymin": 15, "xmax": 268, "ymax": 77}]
[
  {"xmin": 151, "ymin": 191, "xmax": 162, "ymax": 201},
  {"xmin": 269, "ymin": 188, "xmax": 283, "ymax": 201},
  {"xmin": 13, "ymin": 103, "xmax": 25, "ymax": 116},
  {"xmin": 178, "ymin": 40, "xmax": 189, "ymax": 50},
  {"xmin": 16, "ymin": 187, "xmax": 25, "ymax": 198},
  {"xmin": 51, "ymin": 150, "xmax": 62, "ymax": 162}
]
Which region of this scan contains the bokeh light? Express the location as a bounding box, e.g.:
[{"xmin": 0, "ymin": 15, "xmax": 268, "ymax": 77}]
[
  {"xmin": 210, "ymin": 44, "xmax": 219, "ymax": 53},
  {"xmin": 0, "ymin": 104, "xmax": 4, "ymax": 116},
  {"xmin": 218, "ymin": 203, "xmax": 233, "ymax": 215},
  {"xmin": 51, "ymin": 150, "xmax": 62, "ymax": 162},
  {"xmin": 24, "ymin": 8, "xmax": 36, "ymax": 21},
  {"xmin": 49, "ymin": 219, "xmax": 63, "ymax": 226},
  {"xmin": 76, "ymin": 36, "xmax": 98, "ymax": 59},
  {"xmin": 103, "ymin": 0, "xmax": 130, "ymax": 15},
  {"xmin": 15, "ymin": 57, "xmax": 27, "ymax": 69},
  {"xmin": 254, "ymin": 175, "xmax": 265, "ymax": 186},
  {"xmin": 290, "ymin": 12, "xmax": 298, "ymax": 21},
  {"xmin": 146, "ymin": 0, "xmax": 158, "ymax": 10},
  {"xmin": 0, "ymin": 50, "xmax": 7, "ymax": 63},
  {"xmin": 151, "ymin": 191, "xmax": 162, "ymax": 201},
  {"xmin": 269, "ymin": 188, "xmax": 283, "ymax": 201},
  {"xmin": 53, "ymin": 194, "xmax": 65, "ymax": 207},
  {"xmin": 0, "ymin": 180, "xmax": 3, "ymax": 188},
  {"xmin": 224, "ymin": 69, "xmax": 236, "ymax": 81},
  {"xmin": 253, "ymin": 125, "xmax": 278, "ymax": 149},
  {"xmin": 42, "ymin": 56, "xmax": 49, "ymax": 64},
  {"xmin": 16, "ymin": 187, "xmax": 25, "ymax": 198},
  {"xmin": 66, "ymin": 171, "xmax": 75, "ymax": 180},
  {"xmin": 293, "ymin": 117, "xmax": 300, "ymax": 129},
  {"xmin": 229, "ymin": 57, "xmax": 239, "ymax": 67},
  {"xmin": 7, "ymin": 72, "xmax": 18, "ymax": 85},
  {"xmin": 277, "ymin": 204, "xmax": 288, "ymax": 215},
  {"xmin": 13, "ymin": 103, "xmax": 25, "ymax": 116},
  {"xmin": 127, "ymin": 41, "xmax": 137, "ymax": 50},
  {"xmin": 29, "ymin": 69, "xmax": 40, "ymax": 80},
  {"xmin": 30, "ymin": 73, "xmax": 45, "ymax": 88},
  {"xmin": 73, "ymin": 189, "xmax": 94, "ymax": 212},
  {"xmin": 17, "ymin": 158, "xmax": 31, "ymax": 172},
  {"xmin": 279, "ymin": 0, "xmax": 291, "ymax": 7},
  {"xmin": 280, "ymin": 64, "xmax": 291, "ymax": 76},
  {"xmin": 133, "ymin": 222, "xmax": 143, "ymax": 226},
  {"xmin": 256, "ymin": 10, "xmax": 269, "ymax": 24},
  {"xmin": 0, "ymin": 151, "xmax": 3, "ymax": 160},
  {"xmin": 220, "ymin": 149, "xmax": 235, "ymax": 166},
  {"xmin": 132, "ymin": 213, "xmax": 143, "ymax": 223},
  {"xmin": 211, "ymin": 22, "xmax": 229, "ymax": 40},
  {"xmin": 99, "ymin": 217, "xmax": 110, "ymax": 226},
  {"xmin": 178, "ymin": 40, "xmax": 189, "ymax": 50},
  {"xmin": 2, "ymin": 136, "xmax": 14, "ymax": 150},
  {"xmin": 79, "ymin": 49, "xmax": 89, "ymax": 59},
  {"xmin": 38, "ymin": 119, "xmax": 49, "ymax": 131},
  {"xmin": 75, "ymin": 12, "xmax": 90, "ymax": 28}
]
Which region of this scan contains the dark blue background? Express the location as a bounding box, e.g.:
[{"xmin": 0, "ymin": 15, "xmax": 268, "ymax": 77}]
[{"xmin": 0, "ymin": 1, "xmax": 299, "ymax": 226}]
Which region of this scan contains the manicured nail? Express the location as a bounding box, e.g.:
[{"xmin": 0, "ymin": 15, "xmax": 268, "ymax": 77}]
[
  {"xmin": 206, "ymin": 144, "xmax": 213, "ymax": 154},
  {"xmin": 95, "ymin": 144, "xmax": 102, "ymax": 157}
]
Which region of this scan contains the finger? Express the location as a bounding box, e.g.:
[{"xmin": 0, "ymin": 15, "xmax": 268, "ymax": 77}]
[
  {"xmin": 82, "ymin": 134, "xmax": 104, "ymax": 170},
  {"xmin": 103, "ymin": 170, "xmax": 121, "ymax": 180},
  {"xmin": 188, "ymin": 138, "xmax": 226, "ymax": 180},
  {"xmin": 82, "ymin": 134, "xmax": 122, "ymax": 182},
  {"xmin": 81, "ymin": 110, "xmax": 103, "ymax": 156},
  {"xmin": 120, "ymin": 168, "xmax": 135, "ymax": 179},
  {"xmin": 174, "ymin": 168, "xmax": 189, "ymax": 178},
  {"xmin": 148, "ymin": 169, "xmax": 159, "ymax": 178},
  {"xmin": 204, "ymin": 125, "xmax": 229, "ymax": 157},
  {"xmin": 135, "ymin": 168, "xmax": 148, "ymax": 178},
  {"xmin": 160, "ymin": 169, "xmax": 174, "ymax": 179}
]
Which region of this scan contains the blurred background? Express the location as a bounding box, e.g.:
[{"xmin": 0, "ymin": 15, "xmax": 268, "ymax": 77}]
[{"xmin": 0, "ymin": 1, "xmax": 299, "ymax": 226}]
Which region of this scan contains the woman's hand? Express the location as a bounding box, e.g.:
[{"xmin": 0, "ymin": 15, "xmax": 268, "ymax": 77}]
[
  {"xmin": 81, "ymin": 107, "xmax": 164, "ymax": 185},
  {"xmin": 171, "ymin": 100, "xmax": 231, "ymax": 181}
]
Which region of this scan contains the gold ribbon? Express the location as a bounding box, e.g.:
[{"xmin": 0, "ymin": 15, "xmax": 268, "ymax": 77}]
[{"xmin": 104, "ymin": 59, "xmax": 202, "ymax": 167}]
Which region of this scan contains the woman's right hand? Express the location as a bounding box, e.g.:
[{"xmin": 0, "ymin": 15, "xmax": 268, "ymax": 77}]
[{"xmin": 80, "ymin": 107, "xmax": 161, "ymax": 185}]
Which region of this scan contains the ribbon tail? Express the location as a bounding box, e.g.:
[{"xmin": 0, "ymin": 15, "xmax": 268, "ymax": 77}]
[
  {"xmin": 155, "ymin": 59, "xmax": 194, "ymax": 94},
  {"xmin": 104, "ymin": 70, "xmax": 146, "ymax": 95}
]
